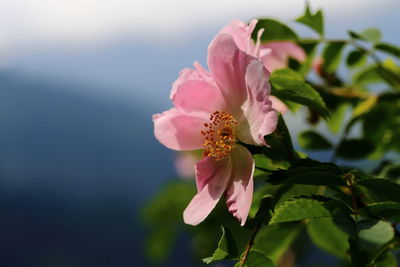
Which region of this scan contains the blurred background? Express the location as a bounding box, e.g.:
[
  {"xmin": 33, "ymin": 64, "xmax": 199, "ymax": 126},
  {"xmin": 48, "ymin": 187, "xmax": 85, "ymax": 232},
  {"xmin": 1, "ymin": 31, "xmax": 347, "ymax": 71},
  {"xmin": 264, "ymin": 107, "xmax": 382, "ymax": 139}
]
[{"xmin": 0, "ymin": 0, "xmax": 399, "ymax": 266}]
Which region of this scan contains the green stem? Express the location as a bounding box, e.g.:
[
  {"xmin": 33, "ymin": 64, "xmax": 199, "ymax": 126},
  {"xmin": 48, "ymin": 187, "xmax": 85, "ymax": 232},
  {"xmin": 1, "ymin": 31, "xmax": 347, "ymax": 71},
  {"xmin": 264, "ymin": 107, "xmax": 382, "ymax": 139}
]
[
  {"xmin": 367, "ymin": 241, "xmax": 400, "ymax": 266},
  {"xmin": 343, "ymin": 173, "xmax": 359, "ymax": 219}
]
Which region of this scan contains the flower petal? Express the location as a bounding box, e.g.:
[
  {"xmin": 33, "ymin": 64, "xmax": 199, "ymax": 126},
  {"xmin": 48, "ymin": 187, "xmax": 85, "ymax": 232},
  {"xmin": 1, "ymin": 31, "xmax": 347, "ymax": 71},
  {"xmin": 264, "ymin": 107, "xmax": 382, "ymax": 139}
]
[
  {"xmin": 260, "ymin": 41, "xmax": 306, "ymax": 72},
  {"xmin": 270, "ymin": 95, "xmax": 288, "ymax": 114},
  {"xmin": 208, "ymin": 33, "xmax": 257, "ymax": 117},
  {"xmin": 219, "ymin": 19, "xmax": 258, "ymax": 53},
  {"xmin": 172, "ymin": 76, "xmax": 227, "ymax": 114},
  {"xmin": 170, "ymin": 61, "xmax": 214, "ymax": 99},
  {"xmin": 225, "ymin": 145, "xmax": 254, "ymax": 226},
  {"xmin": 183, "ymin": 156, "xmax": 232, "ymax": 225},
  {"xmin": 153, "ymin": 108, "xmax": 208, "ymax": 151},
  {"xmin": 237, "ymin": 60, "xmax": 278, "ymax": 146}
]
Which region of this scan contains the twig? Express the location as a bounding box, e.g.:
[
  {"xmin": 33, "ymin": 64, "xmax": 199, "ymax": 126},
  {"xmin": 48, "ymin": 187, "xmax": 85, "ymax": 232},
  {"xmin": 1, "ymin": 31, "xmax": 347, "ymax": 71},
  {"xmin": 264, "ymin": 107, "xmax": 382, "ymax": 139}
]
[
  {"xmin": 240, "ymin": 221, "xmax": 263, "ymax": 267},
  {"xmin": 343, "ymin": 173, "xmax": 359, "ymax": 218}
]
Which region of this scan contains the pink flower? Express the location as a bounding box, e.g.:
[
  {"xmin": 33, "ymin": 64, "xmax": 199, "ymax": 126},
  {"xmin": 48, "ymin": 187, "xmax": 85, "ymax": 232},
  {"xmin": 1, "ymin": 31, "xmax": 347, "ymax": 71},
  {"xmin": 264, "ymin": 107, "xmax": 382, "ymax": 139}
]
[
  {"xmin": 219, "ymin": 20, "xmax": 306, "ymax": 115},
  {"xmin": 259, "ymin": 41, "xmax": 306, "ymax": 72},
  {"xmin": 174, "ymin": 152, "xmax": 199, "ymax": 179},
  {"xmin": 153, "ymin": 30, "xmax": 278, "ymax": 226}
]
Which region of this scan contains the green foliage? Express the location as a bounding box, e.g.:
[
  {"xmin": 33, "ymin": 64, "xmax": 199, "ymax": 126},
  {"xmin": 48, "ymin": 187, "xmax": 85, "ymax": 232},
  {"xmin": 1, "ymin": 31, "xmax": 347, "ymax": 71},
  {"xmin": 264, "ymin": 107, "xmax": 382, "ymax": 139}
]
[
  {"xmin": 234, "ymin": 249, "xmax": 275, "ymax": 267},
  {"xmin": 270, "ymin": 197, "xmax": 335, "ymax": 224},
  {"xmin": 267, "ymin": 160, "xmax": 346, "ymax": 186},
  {"xmin": 359, "ymin": 28, "xmax": 382, "ymax": 43},
  {"xmin": 298, "ymin": 130, "xmax": 333, "ymax": 150},
  {"xmin": 142, "ymin": 181, "xmax": 196, "ymax": 263},
  {"xmin": 147, "ymin": 4, "xmax": 400, "ymax": 267},
  {"xmin": 353, "ymin": 65, "xmax": 383, "ymax": 85},
  {"xmin": 307, "ymin": 217, "xmax": 349, "ymax": 259},
  {"xmin": 361, "ymin": 202, "xmax": 400, "ymax": 221},
  {"xmin": 252, "ymin": 18, "xmax": 298, "ymax": 42},
  {"xmin": 298, "ymin": 40, "xmax": 319, "ymax": 76},
  {"xmin": 375, "ymin": 42, "xmax": 400, "ymax": 58},
  {"xmin": 346, "ymin": 50, "xmax": 367, "ymax": 68},
  {"xmin": 203, "ymin": 226, "xmax": 238, "ymax": 264},
  {"xmin": 270, "ymin": 69, "xmax": 330, "ymax": 118},
  {"xmin": 358, "ymin": 220, "xmax": 394, "ymax": 248},
  {"xmin": 349, "ymin": 28, "xmax": 382, "ymax": 43},
  {"xmin": 263, "ymin": 114, "xmax": 298, "ymax": 163},
  {"xmin": 295, "ymin": 4, "xmax": 324, "ymax": 36},
  {"xmin": 336, "ymin": 139, "xmax": 375, "ymax": 160},
  {"xmin": 322, "ymin": 41, "xmax": 346, "ymax": 72},
  {"xmin": 253, "ymin": 222, "xmax": 303, "ymax": 263},
  {"xmin": 357, "ymin": 179, "xmax": 400, "ymax": 202},
  {"xmin": 326, "ymin": 104, "xmax": 349, "ymax": 134}
]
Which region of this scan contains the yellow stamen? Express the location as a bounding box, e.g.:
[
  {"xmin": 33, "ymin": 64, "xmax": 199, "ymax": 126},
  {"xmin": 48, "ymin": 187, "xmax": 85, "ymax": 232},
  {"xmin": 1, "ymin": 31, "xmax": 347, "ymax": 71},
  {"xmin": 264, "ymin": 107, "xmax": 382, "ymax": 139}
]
[{"xmin": 200, "ymin": 111, "xmax": 237, "ymax": 160}]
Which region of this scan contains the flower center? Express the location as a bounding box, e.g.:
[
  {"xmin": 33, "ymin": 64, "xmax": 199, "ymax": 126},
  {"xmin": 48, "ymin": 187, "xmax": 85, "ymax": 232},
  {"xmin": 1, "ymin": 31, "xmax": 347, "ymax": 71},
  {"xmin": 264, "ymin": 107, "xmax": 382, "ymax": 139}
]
[{"xmin": 200, "ymin": 111, "xmax": 238, "ymax": 160}]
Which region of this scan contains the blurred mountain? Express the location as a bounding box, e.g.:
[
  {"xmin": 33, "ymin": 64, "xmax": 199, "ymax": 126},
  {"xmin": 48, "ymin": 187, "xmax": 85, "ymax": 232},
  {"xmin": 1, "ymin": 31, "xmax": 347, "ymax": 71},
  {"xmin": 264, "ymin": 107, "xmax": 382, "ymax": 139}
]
[{"xmin": 0, "ymin": 70, "xmax": 178, "ymax": 266}]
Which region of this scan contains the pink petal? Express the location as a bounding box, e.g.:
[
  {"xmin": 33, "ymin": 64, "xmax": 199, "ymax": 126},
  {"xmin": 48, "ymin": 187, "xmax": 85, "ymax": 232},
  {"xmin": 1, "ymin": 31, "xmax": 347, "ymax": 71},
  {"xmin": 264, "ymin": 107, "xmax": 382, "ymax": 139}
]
[
  {"xmin": 153, "ymin": 108, "xmax": 208, "ymax": 151},
  {"xmin": 170, "ymin": 61, "xmax": 214, "ymax": 99},
  {"xmin": 208, "ymin": 33, "xmax": 257, "ymax": 117},
  {"xmin": 174, "ymin": 152, "xmax": 199, "ymax": 179},
  {"xmin": 225, "ymin": 145, "xmax": 255, "ymax": 226},
  {"xmin": 183, "ymin": 156, "xmax": 232, "ymax": 225},
  {"xmin": 219, "ymin": 19, "xmax": 258, "ymax": 53},
  {"xmin": 270, "ymin": 95, "xmax": 288, "ymax": 114},
  {"xmin": 260, "ymin": 41, "xmax": 306, "ymax": 72},
  {"xmin": 237, "ymin": 60, "xmax": 278, "ymax": 146},
  {"xmin": 172, "ymin": 77, "xmax": 227, "ymax": 114}
]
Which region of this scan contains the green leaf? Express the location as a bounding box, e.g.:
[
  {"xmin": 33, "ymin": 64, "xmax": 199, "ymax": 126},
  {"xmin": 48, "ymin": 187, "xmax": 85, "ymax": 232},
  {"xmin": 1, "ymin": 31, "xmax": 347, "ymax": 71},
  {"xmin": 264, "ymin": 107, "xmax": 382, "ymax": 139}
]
[
  {"xmin": 348, "ymin": 30, "xmax": 361, "ymax": 39},
  {"xmin": 353, "ymin": 65, "xmax": 382, "ymax": 84},
  {"xmin": 252, "ymin": 18, "xmax": 298, "ymax": 42},
  {"xmin": 267, "ymin": 160, "xmax": 347, "ymax": 186},
  {"xmin": 322, "ymin": 41, "xmax": 346, "ymax": 72},
  {"xmin": 374, "ymin": 252, "xmax": 397, "ymax": 267},
  {"xmin": 361, "ymin": 202, "xmax": 400, "ymax": 221},
  {"xmin": 375, "ymin": 42, "xmax": 400, "ymax": 58},
  {"xmin": 262, "ymin": 114, "xmax": 298, "ymax": 163},
  {"xmin": 326, "ymin": 104, "xmax": 349, "ymax": 134},
  {"xmin": 295, "ymin": 4, "xmax": 324, "ymax": 36},
  {"xmin": 298, "ymin": 130, "xmax": 333, "ymax": 150},
  {"xmin": 270, "ymin": 197, "xmax": 334, "ymax": 224},
  {"xmin": 359, "ymin": 28, "xmax": 382, "ymax": 43},
  {"xmin": 253, "ymin": 222, "xmax": 303, "ymax": 263},
  {"xmin": 361, "ymin": 97, "xmax": 400, "ymax": 156},
  {"xmin": 234, "ymin": 249, "xmax": 275, "ymax": 267},
  {"xmin": 203, "ymin": 226, "xmax": 239, "ymax": 264},
  {"xmin": 346, "ymin": 50, "xmax": 367, "ymax": 68},
  {"xmin": 336, "ymin": 139, "xmax": 375, "ymax": 160},
  {"xmin": 298, "ymin": 40, "xmax": 319, "ymax": 76},
  {"xmin": 270, "ymin": 69, "xmax": 329, "ymax": 118},
  {"xmin": 349, "ymin": 28, "xmax": 382, "ymax": 43},
  {"xmin": 358, "ymin": 220, "xmax": 394, "ymax": 248},
  {"xmin": 357, "ymin": 179, "xmax": 400, "ymax": 202},
  {"xmin": 307, "ymin": 217, "xmax": 349, "ymax": 259},
  {"xmin": 380, "ymin": 164, "xmax": 400, "ymax": 181},
  {"xmin": 351, "ymin": 95, "xmax": 378, "ymax": 118}
]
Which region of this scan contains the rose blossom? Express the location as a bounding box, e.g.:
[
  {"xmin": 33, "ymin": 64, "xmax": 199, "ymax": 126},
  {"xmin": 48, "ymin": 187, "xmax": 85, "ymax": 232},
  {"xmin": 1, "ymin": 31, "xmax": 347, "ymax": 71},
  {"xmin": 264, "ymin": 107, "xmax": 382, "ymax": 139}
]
[{"xmin": 153, "ymin": 22, "xmax": 279, "ymax": 226}]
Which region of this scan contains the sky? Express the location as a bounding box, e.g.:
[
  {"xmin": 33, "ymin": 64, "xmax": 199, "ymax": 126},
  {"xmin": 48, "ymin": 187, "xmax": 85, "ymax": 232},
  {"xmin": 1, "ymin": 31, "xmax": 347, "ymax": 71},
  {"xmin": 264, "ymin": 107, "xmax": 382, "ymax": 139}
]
[
  {"xmin": 1, "ymin": 0, "xmax": 399, "ymax": 108},
  {"xmin": 0, "ymin": 0, "xmax": 398, "ymax": 51}
]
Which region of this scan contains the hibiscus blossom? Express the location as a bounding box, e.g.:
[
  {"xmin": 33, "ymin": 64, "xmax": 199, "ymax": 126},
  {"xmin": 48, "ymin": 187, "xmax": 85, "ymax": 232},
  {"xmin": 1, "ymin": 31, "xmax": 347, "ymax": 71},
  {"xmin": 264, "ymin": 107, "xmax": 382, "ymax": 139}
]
[{"xmin": 153, "ymin": 25, "xmax": 278, "ymax": 226}]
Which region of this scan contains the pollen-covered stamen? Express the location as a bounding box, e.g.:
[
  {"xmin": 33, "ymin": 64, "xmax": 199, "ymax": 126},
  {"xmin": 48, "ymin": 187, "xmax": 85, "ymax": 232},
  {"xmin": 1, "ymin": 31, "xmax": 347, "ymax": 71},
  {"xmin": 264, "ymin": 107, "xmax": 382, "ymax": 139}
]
[{"xmin": 200, "ymin": 111, "xmax": 238, "ymax": 160}]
